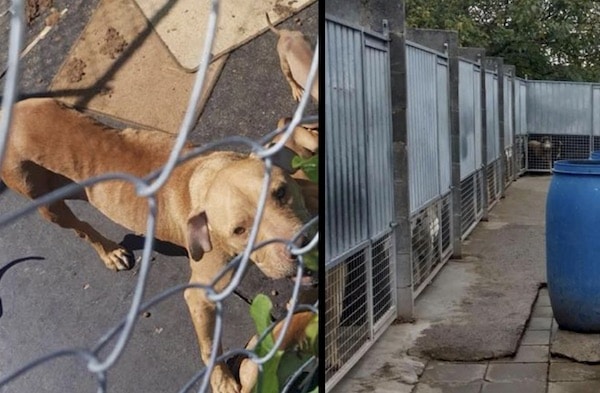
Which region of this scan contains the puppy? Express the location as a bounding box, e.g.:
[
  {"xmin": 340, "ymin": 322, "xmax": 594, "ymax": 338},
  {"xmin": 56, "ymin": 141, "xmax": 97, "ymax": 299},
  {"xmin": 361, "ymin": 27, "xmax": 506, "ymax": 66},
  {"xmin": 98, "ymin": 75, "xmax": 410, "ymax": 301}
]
[{"xmin": 266, "ymin": 13, "xmax": 318, "ymax": 103}]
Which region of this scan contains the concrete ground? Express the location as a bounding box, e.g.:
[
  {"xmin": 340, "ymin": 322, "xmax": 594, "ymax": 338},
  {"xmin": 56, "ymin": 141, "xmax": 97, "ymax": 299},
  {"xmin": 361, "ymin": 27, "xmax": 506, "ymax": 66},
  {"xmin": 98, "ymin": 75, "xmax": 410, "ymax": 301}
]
[
  {"xmin": 332, "ymin": 175, "xmax": 600, "ymax": 393},
  {"xmin": 0, "ymin": 1, "xmax": 317, "ymax": 392}
]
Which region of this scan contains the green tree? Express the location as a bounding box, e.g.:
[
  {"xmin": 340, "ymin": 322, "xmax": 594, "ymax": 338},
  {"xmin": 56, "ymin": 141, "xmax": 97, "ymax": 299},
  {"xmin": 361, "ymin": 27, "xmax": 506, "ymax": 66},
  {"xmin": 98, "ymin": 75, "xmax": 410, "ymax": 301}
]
[{"xmin": 406, "ymin": 0, "xmax": 600, "ymax": 81}]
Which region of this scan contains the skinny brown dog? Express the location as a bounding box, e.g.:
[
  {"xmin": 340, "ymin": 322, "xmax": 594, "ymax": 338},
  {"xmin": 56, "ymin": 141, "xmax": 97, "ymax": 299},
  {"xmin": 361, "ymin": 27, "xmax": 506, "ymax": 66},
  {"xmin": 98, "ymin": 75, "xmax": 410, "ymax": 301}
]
[
  {"xmin": 266, "ymin": 13, "xmax": 319, "ymax": 103},
  {"xmin": 0, "ymin": 98, "xmax": 313, "ymax": 393}
]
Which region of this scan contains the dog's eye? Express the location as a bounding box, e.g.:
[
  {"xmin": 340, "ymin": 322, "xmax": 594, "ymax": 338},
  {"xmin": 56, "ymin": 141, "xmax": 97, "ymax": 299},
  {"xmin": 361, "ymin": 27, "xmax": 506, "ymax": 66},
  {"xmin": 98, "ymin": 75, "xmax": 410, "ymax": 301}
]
[
  {"xmin": 274, "ymin": 185, "xmax": 287, "ymax": 201},
  {"xmin": 233, "ymin": 227, "xmax": 246, "ymax": 235}
]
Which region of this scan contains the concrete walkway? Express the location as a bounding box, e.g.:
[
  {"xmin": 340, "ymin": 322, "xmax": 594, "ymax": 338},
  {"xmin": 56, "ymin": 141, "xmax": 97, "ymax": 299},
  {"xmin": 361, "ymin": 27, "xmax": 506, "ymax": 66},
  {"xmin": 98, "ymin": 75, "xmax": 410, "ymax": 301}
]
[{"xmin": 332, "ymin": 175, "xmax": 600, "ymax": 393}]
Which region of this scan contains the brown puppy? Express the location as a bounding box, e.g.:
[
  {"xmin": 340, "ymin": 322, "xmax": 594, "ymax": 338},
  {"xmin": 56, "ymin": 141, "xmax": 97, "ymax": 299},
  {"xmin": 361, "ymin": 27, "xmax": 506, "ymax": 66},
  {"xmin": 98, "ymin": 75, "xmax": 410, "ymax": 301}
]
[
  {"xmin": 268, "ymin": 117, "xmax": 319, "ymax": 213},
  {"xmin": 266, "ymin": 13, "xmax": 319, "ymax": 103},
  {"xmin": 0, "ymin": 98, "xmax": 312, "ymax": 393},
  {"xmin": 231, "ymin": 311, "xmax": 316, "ymax": 393},
  {"xmin": 273, "ymin": 117, "xmax": 319, "ymax": 161}
]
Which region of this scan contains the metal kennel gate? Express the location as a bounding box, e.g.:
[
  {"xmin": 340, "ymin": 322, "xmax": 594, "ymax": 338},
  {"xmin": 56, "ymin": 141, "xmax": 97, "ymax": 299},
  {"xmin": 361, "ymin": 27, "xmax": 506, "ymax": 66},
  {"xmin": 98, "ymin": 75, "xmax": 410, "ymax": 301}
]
[
  {"xmin": 504, "ymin": 70, "xmax": 515, "ymax": 185},
  {"xmin": 515, "ymin": 78, "xmax": 527, "ymax": 175},
  {"xmin": 458, "ymin": 58, "xmax": 485, "ymax": 240},
  {"xmin": 406, "ymin": 41, "xmax": 453, "ymax": 297},
  {"xmin": 527, "ymin": 81, "xmax": 600, "ymax": 171},
  {"xmin": 325, "ymin": 16, "xmax": 396, "ymax": 390},
  {"xmin": 485, "ymin": 68, "xmax": 503, "ymax": 208}
]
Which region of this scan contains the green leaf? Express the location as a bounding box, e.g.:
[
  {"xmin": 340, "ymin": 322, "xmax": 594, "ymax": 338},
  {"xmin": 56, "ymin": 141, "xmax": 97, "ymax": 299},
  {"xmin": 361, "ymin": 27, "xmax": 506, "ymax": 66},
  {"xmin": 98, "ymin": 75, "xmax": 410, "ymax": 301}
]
[
  {"xmin": 292, "ymin": 155, "xmax": 319, "ymax": 183},
  {"xmin": 303, "ymin": 248, "xmax": 319, "ymax": 273},
  {"xmin": 304, "ymin": 315, "xmax": 319, "ymax": 355},
  {"xmin": 277, "ymin": 351, "xmax": 313, "ymax": 386},
  {"xmin": 250, "ymin": 294, "xmax": 275, "ymax": 353},
  {"xmin": 255, "ymin": 350, "xmax": 283, "ymax": 393},
  {"xmin": 250, "ymin": 295, "xmax": 280, "ymax": 393}
]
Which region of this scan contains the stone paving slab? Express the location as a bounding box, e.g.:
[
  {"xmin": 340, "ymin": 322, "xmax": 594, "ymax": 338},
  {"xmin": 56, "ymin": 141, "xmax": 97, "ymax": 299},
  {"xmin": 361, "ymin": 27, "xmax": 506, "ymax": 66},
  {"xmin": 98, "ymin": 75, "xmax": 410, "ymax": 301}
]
[
  {"xmin": 481, "ymin": 381, "xmax": 546, "ymax": 393},
  {"xmin": 529, "ymin": 317, "xmax": 553, "ymax": 330},
  {"xmin": 419, "ymin": 361, "xmax": 487, "ymax": 384},
  {"xmin": 532, "ymin": 305, "xmax": 554, "ymax": 318},
  {"xmin": 551, "ymin": 329, "xmax": 600, "ymax": 363},
  {"xmin": 492, "ymin": 345, "xmax": 549, "ymax": 363},
  {"xmin": 522, "ymin": 329, "xmax": 552, "ymax": 345},
  {"xmin": 549, "ymin": 381, "xmax": 600, "ymax": 393},
  {"xmin": 485, "ymin": 363, "xmax": 548, "ymax": 382},
  {"xmin": 413, "ymin": 382, "xmax": 482, "ymax": 393},
  {"xmin": 549, "ymin": 362, "xmax": 600, "ymax": 381}
]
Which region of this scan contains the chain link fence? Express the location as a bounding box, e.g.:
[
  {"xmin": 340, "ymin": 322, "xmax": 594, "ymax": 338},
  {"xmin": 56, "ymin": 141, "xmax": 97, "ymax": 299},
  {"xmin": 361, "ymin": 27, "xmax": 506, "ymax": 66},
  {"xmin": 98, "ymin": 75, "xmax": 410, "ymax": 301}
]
[{"xmin": 0, "ymin": 1, "xmax": 319, "ymax": 392}]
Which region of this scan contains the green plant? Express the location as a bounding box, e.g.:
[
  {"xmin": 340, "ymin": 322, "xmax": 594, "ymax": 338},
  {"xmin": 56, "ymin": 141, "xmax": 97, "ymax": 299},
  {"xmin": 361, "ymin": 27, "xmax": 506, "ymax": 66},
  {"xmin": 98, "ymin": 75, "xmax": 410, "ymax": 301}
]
[
  {"xmin": 249, "ymin": 152, "xmax": 319, "ymax": 393},
  {"xmin": 250, "ymin": 295, "xmax": 318, "ymax": 393}
]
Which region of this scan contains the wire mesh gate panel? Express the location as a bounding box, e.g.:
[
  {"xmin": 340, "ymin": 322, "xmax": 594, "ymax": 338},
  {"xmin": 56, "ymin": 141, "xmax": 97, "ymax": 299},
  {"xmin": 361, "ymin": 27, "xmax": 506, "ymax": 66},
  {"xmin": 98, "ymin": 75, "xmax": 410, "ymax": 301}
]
[
  {"xmin": 325, "ymin": 16, "xmax": 396, "ymax": 390},
  {"xmin": 526, "ymin": 81, "xmax": 600, "ymax": 171},
  {"xmin": 411, "ymin": 194, "xmax": 452, "ymax": 297},
  {"xmin": 460, "ymin": 170, "xmax": 484, "ymax": 240},
  {"xmin": 484, "ymin": 69, "xmax": 503, "ymax": 208},
  {"xmin": 514, "ymin": 79, "xmax": 527, "ymax": 175},
  {"xmin": 504, "ymin": 72, "xmax": 515, "ymax": 185},
  {"xmin": 458, "ymin": 58, "xmax": 484, "ymax": 240},
  {"xmin": 406, "ymin": 41, "xmax": 452, "ymax": 297}
]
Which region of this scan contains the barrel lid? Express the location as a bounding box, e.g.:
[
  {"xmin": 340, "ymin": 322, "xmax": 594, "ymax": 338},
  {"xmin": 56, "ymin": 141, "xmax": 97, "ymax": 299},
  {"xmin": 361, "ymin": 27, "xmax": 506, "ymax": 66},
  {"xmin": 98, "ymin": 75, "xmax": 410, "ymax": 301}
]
[{"xmin": 553, "ymin": 160, "xmax": 600, "ymax": 175}]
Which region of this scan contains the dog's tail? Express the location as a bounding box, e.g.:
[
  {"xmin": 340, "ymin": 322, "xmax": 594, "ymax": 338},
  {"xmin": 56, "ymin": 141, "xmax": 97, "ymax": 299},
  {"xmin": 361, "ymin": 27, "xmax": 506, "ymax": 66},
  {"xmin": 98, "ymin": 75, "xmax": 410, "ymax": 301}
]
[{"xmin": 265, "ymin": 13, "xmax": 280, "ymax": 35}]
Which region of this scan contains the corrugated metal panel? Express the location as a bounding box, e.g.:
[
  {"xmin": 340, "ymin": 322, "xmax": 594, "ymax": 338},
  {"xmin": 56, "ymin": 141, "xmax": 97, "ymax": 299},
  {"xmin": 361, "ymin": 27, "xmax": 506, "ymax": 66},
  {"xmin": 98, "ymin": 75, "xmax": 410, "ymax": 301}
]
[
  {"xmin": 437, "ymin": 59, "xmax": 451, "ymax": 193},
  {"xmin": 514, "ymin": 79, "xmax": 523, "ymax": 135},
  {"xmin": 474, "ymin": 69, "xmax": 483, "ymax": 168},
  {"xmin": 407, "ymin": 44, "xmax": 441, "ymax": 213},
  {"xmin": 325, "ymin": 20, "xmax": 369, "ymax": 262},
  {"xmin": 459, "ymin": 60, "xmax": 477, "ymax": 179},
  {"xmin": 593, "ymin": 85, "xmax": 600, "ymax": 136},
  {"xmin": 485, "ymin": 71, "xmax": 500, "ymax": 162},
  {"xmin": 504, "ymin": 75, "xmax": 514, "ymax": 146},
  {"xmin": 518, "ymin": 81, "xmax": 527, "ymax": 135},
  {"xmin": 526, "ymin": 81, "xmax": 593, "ymax": 135},
  {"xmin": 364, "ymin": 39, "xmax": 394, "ymax": 236}
]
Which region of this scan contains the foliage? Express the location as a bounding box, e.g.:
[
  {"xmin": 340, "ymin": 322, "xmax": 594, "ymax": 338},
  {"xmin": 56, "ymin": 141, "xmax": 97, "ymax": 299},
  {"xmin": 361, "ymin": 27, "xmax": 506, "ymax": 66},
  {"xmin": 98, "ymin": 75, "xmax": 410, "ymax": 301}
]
[
  {"xmin": 406, "ymin": 0, "xmax": 600, "ymax": 81},
  {"xmin": 250, "ymin": 295, "xmax": 319, "ymax": 393},
  {"xmin": 249, "ymin": 152, "xmax": 319, "ymax": 392},
  {"xmin": 292, "ymin": 155, "xmax": 319, "ymax": 183}
]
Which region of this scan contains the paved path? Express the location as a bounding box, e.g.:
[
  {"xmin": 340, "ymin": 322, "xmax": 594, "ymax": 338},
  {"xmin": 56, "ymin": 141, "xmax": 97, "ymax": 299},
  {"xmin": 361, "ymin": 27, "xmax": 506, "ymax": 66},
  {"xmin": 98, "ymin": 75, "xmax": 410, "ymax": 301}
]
[
  {"xmin": 416, "ymin": 287, "xmax": 600, "ymax": 393},
  {"xmin": 332, "ymin": 175, "xmax": 600, "ymax": 393}
]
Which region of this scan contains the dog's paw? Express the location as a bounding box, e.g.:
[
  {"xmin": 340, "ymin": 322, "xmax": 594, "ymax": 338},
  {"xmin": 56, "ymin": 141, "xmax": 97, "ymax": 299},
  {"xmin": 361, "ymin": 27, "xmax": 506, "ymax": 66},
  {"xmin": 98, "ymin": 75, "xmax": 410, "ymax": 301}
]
[
  {"xmin": 211, "ymin": 365, "xmax": 241, "ymax": 393},
  {"xmin": 103, "ymin": 248, "xmax": 134, "ymax": 271},
  {"xmin": 291, "ymin": 84, "xmax": 305, "ymax": 102}
]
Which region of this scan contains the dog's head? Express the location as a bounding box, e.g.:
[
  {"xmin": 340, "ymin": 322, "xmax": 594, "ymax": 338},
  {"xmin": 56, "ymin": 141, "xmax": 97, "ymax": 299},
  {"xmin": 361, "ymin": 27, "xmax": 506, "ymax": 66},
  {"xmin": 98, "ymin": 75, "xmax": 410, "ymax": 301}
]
[{"xmin": 185, "ymin": 155, "xmax": 311, "ymax": 279}]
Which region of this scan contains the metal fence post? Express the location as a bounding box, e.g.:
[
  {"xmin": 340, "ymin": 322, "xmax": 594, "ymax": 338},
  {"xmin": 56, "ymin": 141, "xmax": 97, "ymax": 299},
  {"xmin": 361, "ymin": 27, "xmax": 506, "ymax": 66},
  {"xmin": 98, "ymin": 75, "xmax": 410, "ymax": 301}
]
[
  {"xmin": 505, "ymin": 65, "xmax": 517, "ymax": 181},
  {"xmin": 486, "ymin": 57, "xmax": 506, "ymax": 198},
  {"xmin": 388, "ymin": 5, "xmax": 413, "ymax": 320},
  {"xmin": 478, "ymin": 55, "xmax": 489, "ymax": 220},
  {"xmin": 446, "ymin": 33, "xmax": 461, "ymax": 258}
]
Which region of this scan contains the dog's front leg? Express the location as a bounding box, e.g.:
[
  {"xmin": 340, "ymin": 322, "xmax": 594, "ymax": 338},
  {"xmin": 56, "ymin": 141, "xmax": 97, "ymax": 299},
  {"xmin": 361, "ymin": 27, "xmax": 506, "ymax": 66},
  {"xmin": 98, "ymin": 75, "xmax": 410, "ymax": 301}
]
[
  {"xmin": 279, "ymin": 55, "xmax": 305, "ymax": 102},
  {"xmin": 184, "ymin": 251, "xmax": 239, "ymax": 393}
]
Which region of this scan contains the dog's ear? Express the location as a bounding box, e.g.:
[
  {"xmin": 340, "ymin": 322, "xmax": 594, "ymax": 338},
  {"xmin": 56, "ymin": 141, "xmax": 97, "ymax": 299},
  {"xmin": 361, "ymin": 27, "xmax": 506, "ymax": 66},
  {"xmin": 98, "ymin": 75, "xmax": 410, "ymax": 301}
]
[{"xmin": 187, "ymin": 210, "xmax": 213, "ymax": 261}]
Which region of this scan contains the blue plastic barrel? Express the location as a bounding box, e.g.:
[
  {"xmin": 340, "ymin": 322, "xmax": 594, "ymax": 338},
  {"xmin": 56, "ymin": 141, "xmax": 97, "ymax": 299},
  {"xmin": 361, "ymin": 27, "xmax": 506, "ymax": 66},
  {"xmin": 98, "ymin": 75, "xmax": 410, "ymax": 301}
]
[
  {"xmin": 547, "ymin": 160, "xmax": 600, "ymax": 332},
  {"xmin": 590, "ymin": 151, "xmax": 600, "ymax": 160}
]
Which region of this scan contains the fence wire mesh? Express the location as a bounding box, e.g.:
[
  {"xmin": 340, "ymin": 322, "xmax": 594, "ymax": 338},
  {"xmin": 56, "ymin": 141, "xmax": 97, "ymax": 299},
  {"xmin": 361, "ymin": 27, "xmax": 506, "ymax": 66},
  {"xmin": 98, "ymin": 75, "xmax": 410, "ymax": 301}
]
[
  {"xmin": 527, "ymin": 133, "xmax": 590, "ymax": 172},
  {"xmin": 0, "ymin": 1, "xmax": 319, "ymax": 392}
]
